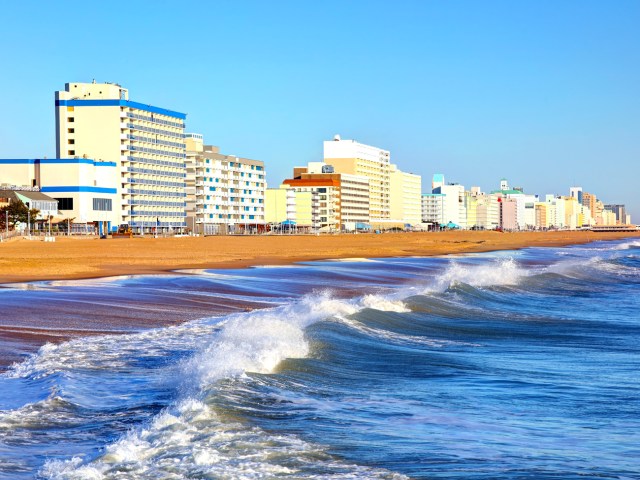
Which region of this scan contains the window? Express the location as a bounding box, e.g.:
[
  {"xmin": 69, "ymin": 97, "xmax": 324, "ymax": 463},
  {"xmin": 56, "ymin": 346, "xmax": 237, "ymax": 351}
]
[
  {"xmin": 68, "ymin": 128, "xmax": 74, "ymax": 134},
  {"xmin": 67, "ymin": 106, "xmax": 74, "ymax": 112},
  {"xmin": 55, "ymin": 198, "xmax": 74, "ymax": 210},
  {"xmin": 93, "ymin": 198, "xmax": 112, "ymax": 211},
  {"xmin": 68, "ymin": 117, "xmax": 75, "ymax": 123},
  {"xmin": 68, "ymin": 139, "xmax": 75, "ymax": 145},
  {"xmin": 68, "ymin": 150, "xmax": 75, "ymax": 156}
]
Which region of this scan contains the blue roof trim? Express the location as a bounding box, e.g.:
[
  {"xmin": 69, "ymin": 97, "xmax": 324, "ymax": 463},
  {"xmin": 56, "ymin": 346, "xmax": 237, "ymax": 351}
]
[
  {"xmin": 55, "ymin": 99, "xmax": 187, "ymax": 120},
  {"xmin": 41, "ymin": 158, "xmax": 117, "ymax": 167},
  {"xmin": 0, "ymin": 158, "xmax": 117, "ymax": 167},
  {"xmin": 41, "ymin": 186, "xmax": 118, "ymax": 194},
  {"xmin": 0, "ymin": 159, "xmax": 36, "ymax": 164}
]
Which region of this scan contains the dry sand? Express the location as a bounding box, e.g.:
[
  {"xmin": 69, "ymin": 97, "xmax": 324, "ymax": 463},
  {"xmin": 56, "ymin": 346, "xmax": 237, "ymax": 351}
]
[
  {"xmin": 1, "ymin": 230, "xmax": 639, "ymax": 284},
  {"xmin": 1, "ymin": 230, "xmax": 639, "ymax": 369}
]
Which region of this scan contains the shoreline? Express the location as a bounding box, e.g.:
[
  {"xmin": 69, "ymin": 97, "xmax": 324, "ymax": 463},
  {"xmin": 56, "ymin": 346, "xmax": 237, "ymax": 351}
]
[
  {"xmin": 1, "ymin": 231, "xmax": 638, "ymax": 370},
  {"xmin": 1, "ymin": 230, "xmax": 639, "ymax": 285}
]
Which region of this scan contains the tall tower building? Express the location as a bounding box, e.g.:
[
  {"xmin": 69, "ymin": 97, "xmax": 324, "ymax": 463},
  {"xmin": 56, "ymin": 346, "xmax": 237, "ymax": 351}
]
[
  {"xmin": 582, "ymin": 192, "xmax": 597, "ymax": 223},
  {"xmin": 569, "ymin": 187, "xmax": 583, "ymax": 204},
  {"xmin": 432, "ymin": 173, "xmax": 445, "ymax": 191},
  {"xmin": 55, "ymin": 82, "xmax": 187, "ymax": 233},
  {"xmin": 323, "ymin": 135, "xmax": 391, "ymax": 226}
]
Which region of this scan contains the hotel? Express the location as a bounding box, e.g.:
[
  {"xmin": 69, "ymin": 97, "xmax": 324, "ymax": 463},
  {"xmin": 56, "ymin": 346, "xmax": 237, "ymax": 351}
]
[
  {"xmin": 55, "ymin": 81, "xmax": 187, "ymax": 233},
  {"xmin": 323, "ymin": 135, "xmax": 391, "ymax": 226},
  {"xmin": 279, "ymin": 162, "xmax": 370, "ymax": 232},
  {"xmin": 185, "ymin": 134, "xmax": 266, "ymax": 234}
]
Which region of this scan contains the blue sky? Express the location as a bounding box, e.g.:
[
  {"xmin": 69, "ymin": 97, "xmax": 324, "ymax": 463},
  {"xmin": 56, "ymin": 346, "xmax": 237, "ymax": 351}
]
[{"xmin": 1, "ymin": 0, "xmax": 638, "ymax": 219}]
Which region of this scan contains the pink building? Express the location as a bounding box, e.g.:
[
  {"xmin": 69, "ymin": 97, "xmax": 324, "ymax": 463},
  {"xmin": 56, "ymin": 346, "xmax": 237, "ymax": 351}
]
[{"xmin": 499, "ymin": 197, "xmax": 518, "ymax": 230}]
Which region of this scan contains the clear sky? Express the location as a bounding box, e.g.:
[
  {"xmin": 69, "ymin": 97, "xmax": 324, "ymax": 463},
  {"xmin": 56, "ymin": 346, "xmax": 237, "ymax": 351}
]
[{"xmin": 1, "ymin": 0, "xmax": 638, "ymax": 219}]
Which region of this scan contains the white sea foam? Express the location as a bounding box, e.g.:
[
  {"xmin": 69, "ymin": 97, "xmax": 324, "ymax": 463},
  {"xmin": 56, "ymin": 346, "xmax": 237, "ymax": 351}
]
[
  {"xmin": 546, "ymin": 255, "xmax": 601, "ymax": 276},
  {"xmin": 613, "ymin": 240, "xmax": 640, "ymax": 250},
  {"xmin": 4, "ymin": 319, "xmax": 222, "ymax": 380},
  {"xmin": 36, "ymin": 290, "xmax": 409, "ymax": 479},
  {"xmin": 40, "ymin": 396, "xmax": 406, "ymax": 479},
  {"xmin": 361, "ymin": 294, "xmax": 410, "ymax": 313},
  {"xmin": 420, "ymin": 257, "xmax": 529, "ymax": 293}
]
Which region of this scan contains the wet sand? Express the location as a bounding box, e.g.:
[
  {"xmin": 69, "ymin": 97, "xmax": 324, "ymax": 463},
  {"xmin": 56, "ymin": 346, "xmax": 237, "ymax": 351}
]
[
  {"xmin": 1, "ymin": 230, "xmax": 638, "ymax": 284},
  {"xmin": 1, "ymin": 230, "xmax": 638, "ymax": 370}
]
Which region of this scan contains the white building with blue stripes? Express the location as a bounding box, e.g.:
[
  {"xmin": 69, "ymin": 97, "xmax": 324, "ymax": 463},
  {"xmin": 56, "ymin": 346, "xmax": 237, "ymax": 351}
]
[{"xmin": 54, "ymin": 81, "xmax": 187, "ymax": 234}]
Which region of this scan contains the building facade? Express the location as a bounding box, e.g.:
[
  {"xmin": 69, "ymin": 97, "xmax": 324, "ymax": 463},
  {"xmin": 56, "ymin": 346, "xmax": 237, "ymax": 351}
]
[
  {"xmin": 185, "ymin": 134, "xmax": 266, "ymax": 234},
  {"xmin": 323, "ymin": 135, "xmax": 391, "ymax": 226},
  {"xmin": 281, "ymin": 163, "xmax": 370, "ymax": 232},
  {"xmin": 390, "ymin": 164, "xmax": 422, "ymax": 227},
  {"xmin": 55, "ymin": 82, "xmax": 187, "ymax": 233},
  {"xmin": 421, "ymin": 193, "xmax": 445, "ymax": 226},
  {"xmin": 0, "ymin": 158, "xmax": 118, "ymax": 233}
]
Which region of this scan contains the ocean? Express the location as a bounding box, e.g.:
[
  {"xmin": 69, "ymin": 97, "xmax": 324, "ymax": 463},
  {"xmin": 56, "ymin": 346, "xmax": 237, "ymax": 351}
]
[{"xmin": 0, "ymin": 239, "xmax": 639, "ymax": 479}]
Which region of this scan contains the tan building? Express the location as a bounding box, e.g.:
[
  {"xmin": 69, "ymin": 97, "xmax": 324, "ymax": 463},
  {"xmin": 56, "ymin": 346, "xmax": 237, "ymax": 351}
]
[
  {"xmin": 582, "ymin": 192, "xmax": 597, "ymax": 224},
  {"xmin": 281, "ymin": 163, "xmax": 370, "ymax": 232},
  {"xmin": 323, "ymin": 135, "xmax": 391, "ymax": 226},
  {"xmin": 535, "ymin": 202, "xmax": 549, "ymax": 229}
]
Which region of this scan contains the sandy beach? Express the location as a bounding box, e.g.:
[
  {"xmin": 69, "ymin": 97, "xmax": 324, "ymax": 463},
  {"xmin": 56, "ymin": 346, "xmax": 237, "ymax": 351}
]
[
  {"xmin": 1, "ymin": 230, "xmax": 639, "ymax": 284},
  {"xmin": 0, "ymin": 230, "xmax": 639, "ymax": 369}
]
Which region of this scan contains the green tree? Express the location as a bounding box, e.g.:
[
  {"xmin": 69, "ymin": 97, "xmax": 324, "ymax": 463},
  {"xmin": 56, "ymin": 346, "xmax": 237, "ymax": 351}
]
[{"xmin": 0, "ymin": 200, "xmax": 40, "ymax": 231}]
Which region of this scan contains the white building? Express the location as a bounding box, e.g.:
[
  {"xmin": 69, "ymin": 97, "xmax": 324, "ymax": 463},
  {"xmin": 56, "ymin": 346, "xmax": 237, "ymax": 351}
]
[
  {"xmin": 185, "ymin": 134, "xmax": 266, "ymax": 234},
  {"xmin": 55, "ymin": 81, "xmax": 187, "ymax": 233}
]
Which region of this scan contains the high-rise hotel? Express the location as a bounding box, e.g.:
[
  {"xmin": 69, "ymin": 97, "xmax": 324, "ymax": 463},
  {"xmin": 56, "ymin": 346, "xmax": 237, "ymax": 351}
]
[{"xmin": 55, "ymin": 82, "xmax": 187, "ymax": 233}]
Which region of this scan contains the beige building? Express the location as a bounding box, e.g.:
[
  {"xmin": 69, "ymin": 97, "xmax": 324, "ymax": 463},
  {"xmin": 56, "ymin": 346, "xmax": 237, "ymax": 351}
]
[
  {"xmin": 475, "ymin": 193, "xmax": 501, "ymax": 230},
  {"xmin": 390, "ymin": 164, "xmax": 422, "ymax": 227},
  {"xmin": 281, "ymin": 162, "xmax": 370, "ymax": 232},
  {"xmin": 265, "ymin": 186, "xmax": 314, "ymax": 230},
  {"xmin": 323, "ymin": 135, "xmax": 391, "ymax": 226},
  {"xmin": 55, "ymin": 81, "xmax": 187, "ymax": 233},
  {"xmin": 185, "ymin": 134, "xmax": 266, "ymax": 234}
]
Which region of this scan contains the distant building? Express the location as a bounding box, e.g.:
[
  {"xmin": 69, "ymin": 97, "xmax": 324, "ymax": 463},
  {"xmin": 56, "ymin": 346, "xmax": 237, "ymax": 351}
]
[
  {"xmin": 323, "ymin": 136, "xmax": 391, "ymax": 227},
  {"xmin": 476, "ymin": 194, "xmax": 501, "ymax": 230},
  {"xmin": 421, "ymin": 193, "xmax": 445, "ymax": 226},
  {"xmin": 433, "ymin": 183, "xmax": 466, "ymax": 228},
  {"xmin": 499, "ymin": 197, "xmax": 518, "ymax": 230},
  {"xmin": 265, "ymin": 186, "xmax": 314, "ymax": 230},
  {"xmin": 432, "ymin": 173, "xmax": 445, "ymax": 191},
  {"xmin": 570, "ymin": 187, "xmax": 583, "ymax": 205},
  {"xmin": 390, "ymin": 164, "xmax": 422, "ymax": 227},
  {"xmin": 281, "ymin": 162, "xmax": 370, "ymax": 232},
  {"xmin": 604, "ymin": 204, "xmax": 626, "ymax": 225},
  {"xmin": 582, "ymin": 192, "xmax": 597, "ymax": 224},
  {"xmin": 185, "ymin": 134, "xmax": 266, "ymax": 234}
]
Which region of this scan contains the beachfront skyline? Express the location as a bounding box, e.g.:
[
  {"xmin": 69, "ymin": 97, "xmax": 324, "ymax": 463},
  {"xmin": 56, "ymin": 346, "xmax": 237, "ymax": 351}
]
[{"xmin": 0, "ymin": 1, "xmax": 638, "ymax": 218}]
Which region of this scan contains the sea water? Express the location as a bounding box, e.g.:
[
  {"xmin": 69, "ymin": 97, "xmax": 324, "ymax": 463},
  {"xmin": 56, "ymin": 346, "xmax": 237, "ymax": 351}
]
[{"xmin": 0, "ymin": 239, "xmax": 639, "ymax": 479}]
